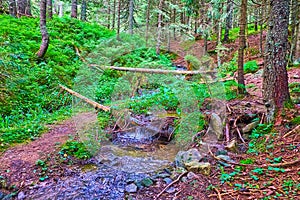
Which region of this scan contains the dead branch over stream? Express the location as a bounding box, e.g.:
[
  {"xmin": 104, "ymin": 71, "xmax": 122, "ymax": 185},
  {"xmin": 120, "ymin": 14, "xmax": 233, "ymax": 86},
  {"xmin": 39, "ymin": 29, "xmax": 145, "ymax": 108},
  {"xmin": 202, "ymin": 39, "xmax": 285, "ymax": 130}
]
[{"xmin": 59, "ymin": 85, "xmax": 110, "ymax": 112}]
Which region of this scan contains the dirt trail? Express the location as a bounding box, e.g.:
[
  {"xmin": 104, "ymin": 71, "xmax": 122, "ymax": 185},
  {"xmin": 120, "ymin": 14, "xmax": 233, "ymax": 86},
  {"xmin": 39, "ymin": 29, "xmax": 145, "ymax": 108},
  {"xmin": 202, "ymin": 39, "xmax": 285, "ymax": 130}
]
[{"xmin": 0, "ymin": 112, "xmax": 97, "ymax": 187}]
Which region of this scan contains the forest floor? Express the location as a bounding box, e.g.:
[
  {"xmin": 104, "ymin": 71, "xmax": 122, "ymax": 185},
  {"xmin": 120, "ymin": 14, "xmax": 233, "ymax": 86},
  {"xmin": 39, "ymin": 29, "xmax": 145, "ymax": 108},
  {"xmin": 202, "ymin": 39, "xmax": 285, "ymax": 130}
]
[{"xmin": 0, "ymin": 33, "xmax": 299, "ymax": 199}]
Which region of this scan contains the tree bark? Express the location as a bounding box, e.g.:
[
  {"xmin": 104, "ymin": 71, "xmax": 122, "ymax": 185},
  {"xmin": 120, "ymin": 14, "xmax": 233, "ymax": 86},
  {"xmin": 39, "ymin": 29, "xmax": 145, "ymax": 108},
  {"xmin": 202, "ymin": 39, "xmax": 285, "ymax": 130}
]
[
  {"xmin": 37, "ymin": 0, "xmax": 49, "ymax": 58},
  {"xmin": 116, "ymin": 0, "xmax": 121, "ymax": 40},
  {"xmin": 112, "ymin": 0, "xmax": 116, "ymax": 29},
  {"xmin": 9, "ymin": 0, "xmax": 17, "ymax": 17},
  {"xmin": 17, "ymin": 0, "xmax": 26, "ymax": 16},
  {"xmin": 80, "ymin": 0, "xmax": 87, "ymax": 21},
  {"xmin": 289, "ymin": 0, "xmax": 300, "ymax": 62},
  {"xmin": 263, "ymin": 0, "xmax": 290, "ymax": 123},
  {"xmin": 145, "ymin": 0, "xmax": 150, "ymax": 45},
  {"xmin": 47, "ymin": 0, "xmax": 52, "ymax": 19},
  {"xmin": 237, "ymin": 0, "xmax": 247, "ymax": 94},
  {"xmin": 71, "ymin": 0, "xmax": 77, "ymax": 18},
  {"xmin": 107, "ymin": 0, "xmax": 111, "ymax": 29},
  {"xmin": 223, "ymin": 0, "xmax": 233, "ymax": 43},
  {"xmin": 156, "ymin": 0, "xmax": 163, "ymax": 55},
  {"xmin": 128, "ymin": 0, "xmax": 134, "ymax": 34}
]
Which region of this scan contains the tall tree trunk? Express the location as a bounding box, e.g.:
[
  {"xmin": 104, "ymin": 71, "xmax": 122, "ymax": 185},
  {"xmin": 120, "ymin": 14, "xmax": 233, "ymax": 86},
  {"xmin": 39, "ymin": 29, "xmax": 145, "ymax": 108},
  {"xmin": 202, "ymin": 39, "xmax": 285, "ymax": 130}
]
[
  {"xmin": 145, "ymin": 0, "xmax": 150, "ymax": 45},
  {"xmin": 116, "ymin": 0, "xmax": 121, "ymax": 40},
  {"xmin": 259, "ymin": 3, "xmax": 264, "ymax": 56},
  {"xmin": 107, "ymin": 0, "xmax": 111, "ymax": 29},
  {"xmin": 47, "ymin": 0, "xmax": 52, "ymax": 19},
  {"xmin": 295, "ymin": 14, "xmax": 300, "ymax": 60},
  {"xmin": 263, "ymin": 0, "xmax": 290, "ymax": 123},
  {"xmin": 128, "ymin": 0, "xmax": 134, "ymax": 34},
  {"xmin": 80, "ymin": 0, "xmax": 87, "ymax": 21},
  {"xmin": 237, "ymin": 0, "xmax": 247, "ymax": 94},
  {"xmin": 289, "ymin": 0, "xmax": 299, "ymax": 62},
  {"xmin": 112, "ymin": 0, "xmax": 116, "ymax": 29},
  {"xmin": 9, "ymin": 0, "xmax": 17, "ymax": 17},
  {"xmin": 0, "ymin": 0, "xmax": 4, "ymax": 14},
  {"xmin": 71, "ymin": 0, "xmax": 77, "ymax": 18},
  {"xmin": 223, "ymin": 0, "xmax": 233, "ymax": 42},
  {"xmin": 17, "ymin": 0, "xmax": 26, "ymax": 16},
  {"xmin": 156, "ymin": 0, "xmax": 163, "ymax": 55},
  {"xmin": 25, "ymin": 0, "xmax": 31, "ymax": 16},
  {"xmin": 37, "ymin": 0, "xmax": 49, "ymax": 58},
  {"xmin": 58, "ymin": 1, "xmax": 63, "ymax": 17}
]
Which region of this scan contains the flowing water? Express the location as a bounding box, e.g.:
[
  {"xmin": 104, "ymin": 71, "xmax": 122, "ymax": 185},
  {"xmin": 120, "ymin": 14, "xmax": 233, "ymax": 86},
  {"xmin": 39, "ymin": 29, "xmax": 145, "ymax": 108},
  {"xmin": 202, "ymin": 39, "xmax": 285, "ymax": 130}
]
[{"xmin": 24, "ymin": 119, "xmax": 181, "ymax": 200}]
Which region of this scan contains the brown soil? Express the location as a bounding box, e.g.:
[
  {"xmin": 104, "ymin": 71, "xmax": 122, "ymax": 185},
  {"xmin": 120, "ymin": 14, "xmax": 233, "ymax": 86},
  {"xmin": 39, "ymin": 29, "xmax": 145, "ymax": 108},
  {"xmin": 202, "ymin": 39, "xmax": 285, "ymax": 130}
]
[{"xmin": 0, "ymin": 112, "xmax": 96, "ymax": 189}]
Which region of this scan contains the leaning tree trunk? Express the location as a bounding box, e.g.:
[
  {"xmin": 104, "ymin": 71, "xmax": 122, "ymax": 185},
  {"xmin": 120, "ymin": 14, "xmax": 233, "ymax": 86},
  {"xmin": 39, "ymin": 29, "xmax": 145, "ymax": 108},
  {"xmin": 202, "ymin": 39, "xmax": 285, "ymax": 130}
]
[
  {"xmin": 80, "ymin": 0, "xmax": 87, "ymax": 21},
  {"xmin": 263, "ymin": 0, "xmax": 290, "ymax": 123},
  {"xmin": 71, "ymin": 0, "xmax": 77, "ymax": 18},
  {"xmin": 237, "ymin": 0, "xmax": 247, "ymax": 94},
  {"xmin": 47, "ymin": 0, "xmax": 52, "ymax": 18},
  {"xmin": 156, "ymin": 0, "xmax": 163, "ymax": 55},
  {"xmin": 9, "ymin": 0, "xmax": 17, "ymax": 17},
  {"xmin": 37, "ymin": 0, "xmax": 49, "ymax": 58}
]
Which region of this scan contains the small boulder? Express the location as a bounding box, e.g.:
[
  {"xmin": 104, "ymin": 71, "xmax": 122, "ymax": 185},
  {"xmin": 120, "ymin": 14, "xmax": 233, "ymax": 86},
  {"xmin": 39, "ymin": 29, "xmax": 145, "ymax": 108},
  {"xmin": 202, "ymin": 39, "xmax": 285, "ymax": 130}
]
[
  {"xmin": 17, "ymin": 191, "xmax": 26, "ymax": 200},
  {"xmin": 187, "ymin": 172, "xmax": 197, "ymax": 180},
  {"xmin": 216, "ymin": 155, "xmax": 235, "ymax": 167},
  {"xmin": 206, "ymin": 113, "xmax": 223, "ymax": 140},
  {"xmin": 175, "ymin": 148, "xmax": 202, "ymax": 168},
  {"xmin": 166, "ymin": 187, "xmax": 176, "ymax": 193},
  {"xmin": 184, "ymin": 161, "xmax": 211, "ymax": 175},
  {"xmin": 141, "ymin": 178, "xmax": 153, "ymax": 187},
  {"xmin": 125, "ymin": 183, "xmax": 138, "ymax": 193},
  {"xmin": 242, "ymin": 121, "xmax": 259, "ymax": 133},
  {"xmin": 225, "ymin": 139, "xmax": 238, "ymax": 152},
  {"xmin": 163, "ymin": 178, "xmax": 173, "ymax": 184}
]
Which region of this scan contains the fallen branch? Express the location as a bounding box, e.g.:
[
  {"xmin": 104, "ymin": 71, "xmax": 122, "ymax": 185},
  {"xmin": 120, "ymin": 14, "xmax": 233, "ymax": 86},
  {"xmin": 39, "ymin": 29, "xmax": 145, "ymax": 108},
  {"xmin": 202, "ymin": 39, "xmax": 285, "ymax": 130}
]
[
  {"xmin": 90, "ymin": 65, "xmax": 214, "ymax": 75},
  {"xmin": 59, "ymin": 85, "xmax": 110, "ymax": 112},
  {"xmin": 155, "ymin": 171, "xmax": 188, "ymax": 200},
  {"xmin": 74, "ymin": 46, "xmax": 86, "ymax": 62},
  {"xmin": 208, "ymin": 145, "xmax": 300, "ymax": 168},
  {"xmin": 213, "ymin": 187, "xmax": 223, "ymax": 200},
  {"xmin": 283, "ymin": 125, "xmax": 300, "ymax": 138}
]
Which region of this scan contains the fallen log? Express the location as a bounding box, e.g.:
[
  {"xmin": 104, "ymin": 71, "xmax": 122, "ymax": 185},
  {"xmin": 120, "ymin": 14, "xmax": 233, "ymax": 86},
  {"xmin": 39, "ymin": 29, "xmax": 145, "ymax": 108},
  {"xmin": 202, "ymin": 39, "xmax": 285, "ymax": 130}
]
[
  {"xmin": 59, "ymin": 85, "xmax": 110, "ymax": 112},
  {"xmin": 89, "ymin": 65, "xmax": 215, "ymax": 75}
]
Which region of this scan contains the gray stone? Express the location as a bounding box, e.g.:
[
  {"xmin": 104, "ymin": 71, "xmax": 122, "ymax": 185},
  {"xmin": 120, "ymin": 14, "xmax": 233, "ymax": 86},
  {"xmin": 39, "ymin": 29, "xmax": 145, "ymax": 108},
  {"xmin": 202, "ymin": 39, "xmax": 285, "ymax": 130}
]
[
  {"xmin": 17, "ymin": 191, "xmax": 26, "ymax": 200},
  {"xmin": 175, "ymin": 148, "xmax": 203, "ymax": 168},
  {"xmin": 206, "ymin": 113, "xmax": 223, "ymax": 140},
  {"xmin": 125, "ymin": 183, "xmax": 138, "ymax": 193},
  {"xmin": 163, "ymin": 178, "xmax": 173, "ymax": 184},
  {"xmin": 216, "ymin": 155, "xmax": 235, "ymax": 167},
  {"xmin": 225, "ymin": 139, "xmax": 238, "ymax": 152},
  {"xmin": 242, "ymin": 121, "xmax": 259, "ymax": 133},
  {"xmin": 184, "ymin": 161, "xmax": 211, "ymax": 175},
  {"xmin": 166, "ymin": 187, "xmax": 176, "ymax": 193},
  {"xmin": 187, "ymin": 172, "xmax": 197, "ymax": 180}
]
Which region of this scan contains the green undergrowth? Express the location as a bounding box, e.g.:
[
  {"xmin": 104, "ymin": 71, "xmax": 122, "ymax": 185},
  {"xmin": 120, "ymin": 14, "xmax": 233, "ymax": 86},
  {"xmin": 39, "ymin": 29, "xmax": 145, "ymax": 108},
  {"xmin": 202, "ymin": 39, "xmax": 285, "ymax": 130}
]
[{"xmin": 0, "ymin": 14, "xmax": 114, "ymax": 151}]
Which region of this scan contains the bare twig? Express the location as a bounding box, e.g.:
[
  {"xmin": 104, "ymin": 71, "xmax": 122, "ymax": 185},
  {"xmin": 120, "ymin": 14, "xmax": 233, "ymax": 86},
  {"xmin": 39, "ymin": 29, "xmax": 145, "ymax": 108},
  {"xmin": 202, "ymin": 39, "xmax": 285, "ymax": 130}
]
[
  {"xmin": 283, "ymin": 125, "xmax": 300, "ymax": 138},
  {"xmin": 213, "ymin": 187, "xmax": 223, "ymax": 200},
  {"xmin": 155, "ymin": 171, "xmax": 188, "ymax": 200},
  {"xmin": 225, "ymin": 123, "xmax": 230, "ymax": 143},
  {"xmin": 236, "ymin": 126, "xmax": 246, "ymax": 143}
]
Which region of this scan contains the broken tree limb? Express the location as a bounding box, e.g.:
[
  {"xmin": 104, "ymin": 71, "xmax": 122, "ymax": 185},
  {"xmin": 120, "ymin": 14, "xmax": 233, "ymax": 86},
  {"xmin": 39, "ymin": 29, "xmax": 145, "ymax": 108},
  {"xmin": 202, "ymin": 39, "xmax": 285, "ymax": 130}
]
[
  {"xmin": 89, "ymin": 65, "xmax": 215, "ymax": 75},
  {"xmin": 59, "ymin": 85, "xmax": 110, "ymax": 112}
]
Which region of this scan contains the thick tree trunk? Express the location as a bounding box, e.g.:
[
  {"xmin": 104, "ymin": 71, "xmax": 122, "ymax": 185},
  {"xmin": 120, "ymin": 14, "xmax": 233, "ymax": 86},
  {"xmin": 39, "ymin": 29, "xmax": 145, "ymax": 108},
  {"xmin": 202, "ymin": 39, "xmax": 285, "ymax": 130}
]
[
  {"xmin": 17, "ymin": 0, "xmax": 26, "ymax": 16},
  {"xmin": 9, "ymin": 0, "xmax": 17, "ymax": 17},
  {"xmin": 156, "ymin": 0, "xmax": 163, "ymax": 55},
  {"xmin": 80, "ymin": 0, "xmax": 87, "ymax": 21},
  {"xmin": 223, "ymin": 0, "xmax": 233, "ymax": 43},
  {"xmin": 37, "ymin": 0, "xmax": 49, "ymax": 58},
  {"xmin": 128, "ymin": 0, "xmax": 134, "ymax": 34},
  {"xmin": 237, "ymin": 0, "xmax": 247, "ymax": 94},
  {"xmin": 71, "ymin": 0, "xmax": 77, "ymax": 18},
  {"xmin": 25, "ymin": 0, "xmax": 31, "ymax": 15},
  {"xmin": 47, "ymin": 0, "xmax": 52, "ymax": 18},
  {"xmin": 263, "ymin": 0, "xmax": 290, "ymax": 123},
  {"xmin": 58, "ymin": 1, "xmax": 63, "ymax": 17}
]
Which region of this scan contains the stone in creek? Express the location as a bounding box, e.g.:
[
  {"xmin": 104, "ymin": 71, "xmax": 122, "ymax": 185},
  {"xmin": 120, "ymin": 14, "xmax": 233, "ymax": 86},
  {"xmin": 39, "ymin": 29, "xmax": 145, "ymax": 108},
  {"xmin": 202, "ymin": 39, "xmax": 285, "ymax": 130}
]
[
  {"xmin": 125, "ymin": 183, "xmax": 138, "ymax": 193},
  {"xmin": 163, "ymin": 177, "xmax": 173, "ymax": 184},
  {"xmin": 17, "ymin": 191, "xmax": 26, "ymax": 200},
  {"xmin": 166, "ymin": 187, "xmax": 176, "ymax": 193},
  {"xmin": 141, "ymin": 177, "xmax": 154, "ymax": 187}
]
